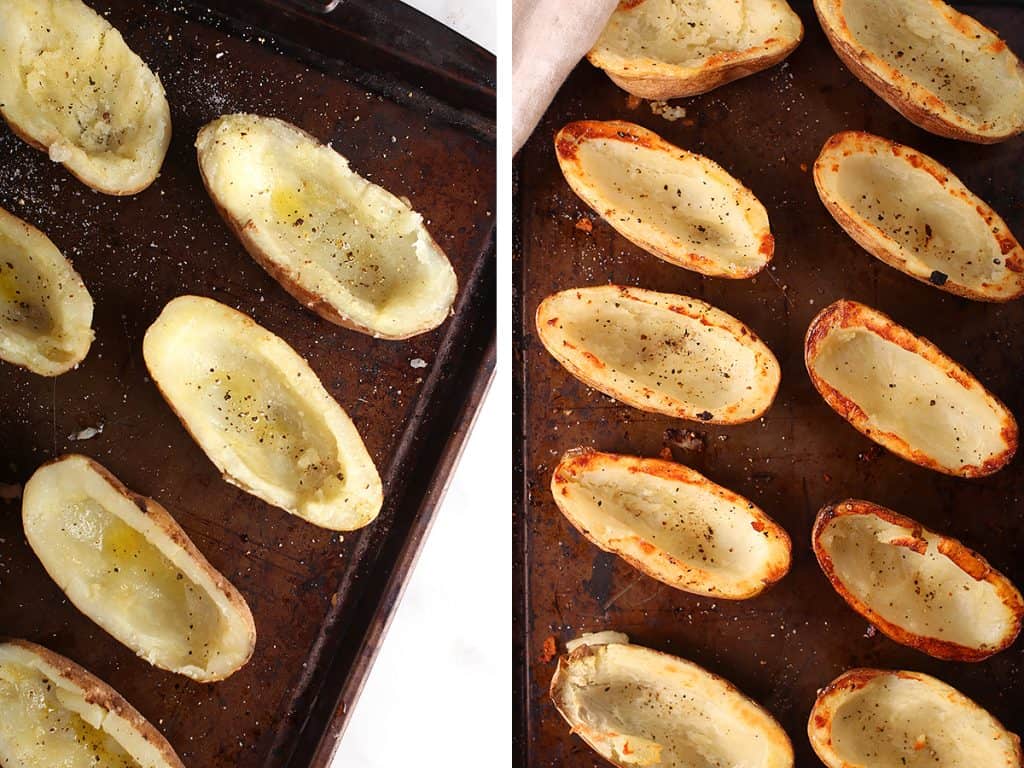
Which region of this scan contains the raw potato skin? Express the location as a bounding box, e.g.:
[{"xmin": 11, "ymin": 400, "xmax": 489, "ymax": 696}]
[
  {"xmin": 555, "ymin": 121, "xmax": 774, "ymax": 278},
  {"xmin": 536, "ymin": 285, "xmax": 781, "ymax": 424},
  {"xmin": 196, "ymin": 114, "xmax": 457, "ymax": 340},
  {"xmin": 804, "ymin": 299, "xmax": 1018, "ymax": 477},
  {"xmin": 551, "ymin": 448, "xmax": 791, "ymax": 598},
  {"xmin": 22, "ymin": 454, "xmax": 256, "ymax": 681},
  {"xmin": 0, "ymin": 639, "xmax": 185, "ymax": 768},
  {"xmin": 0, "ymin": 0, "xmax": 171, "ymax": 194},
  {"xmin": 813, "ymin": 500, "xmax": 1024, "ymax": 661},
  {"xmin": 808, "ymin": 668, "xmax": 1023, "ymax": 768},
  {"xmin": 814, "ymin": 131, "xmax": 1024, "ymax": 302},
  {"xmin": 813, "ymin": 0, "xmax": 1024, "ymax": 143},
  {"xmin": 550, "ymin": 635, "xmax": 794, "ymax": 768},
  {"xmin": 588, "ymin": 0, "xmax": 803, "ymax": 99}
]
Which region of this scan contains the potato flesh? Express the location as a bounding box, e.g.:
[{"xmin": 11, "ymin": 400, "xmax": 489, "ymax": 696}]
[
  {"xmin": 811, "ymin": 328, "xmax": 1004, "ymax": 471},
  {"xmin": 0, "ymin": 661, "xmax": 139, "ymax": 768},
  {"xmin": 577, "ymin": 138, "xmax": 764, "ymax": 272},
  {"xmin": 0, "ymin": 228, "xmax": 57, "ymax": 340},
  {"xmin": 821, "ymin": 514, "xmax": 1010, "ymax": 649},
  {"xmin": 830, "ymin": 676, "xmax": 1010, "ymax": 766},
  {"xmin": 835, "ymin": 154, "xmax": 1001, "ymax": 284},
  {"xmin": 840, "ymin": 0, "xmax": 1024, "ymax": 131}
]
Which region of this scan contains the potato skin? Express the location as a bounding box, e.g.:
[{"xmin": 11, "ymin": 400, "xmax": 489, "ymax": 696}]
[
  {"xmin": 804, "ymin": 299, "xmax": 1018, "ymax": 477},
  {"xmin": 813, "ymin": 499, "xmax": 1024, "ymax": 661},
  {"xmin": 813, "ymin": 131, "xmax": 1024, "ymax": 302}
]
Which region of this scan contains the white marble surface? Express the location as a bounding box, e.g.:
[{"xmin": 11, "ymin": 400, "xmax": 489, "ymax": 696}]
[{"xmin": 331, "ymin": 4, "xmax": 500, "ymax": 767}]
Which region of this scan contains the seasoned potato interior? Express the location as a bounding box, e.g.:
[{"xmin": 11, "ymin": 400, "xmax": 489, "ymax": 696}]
[
  {"xmin": 834, "ymin": 154, "xmax": 1001, "ymax": 284},
  {"xmin": 0, "ymin": 659, "xmax": 139, "ymax": 768},
  {"xmin": 839, "ymin": 0, "xmax": 1024, "ymax": 132},
  {"xmin": 0, "ymin": 227, "xmax": 59, "ymax": 342},
  {"xmin": 821, "ymin": 514, "xmax": 1011, "ymax": 649},
  {"xmin": 810, "ymin": 328, "xmax": 1004, "ymax": 471},
  {"xmin": 829, "ymin": 675, "xmax": 1011, "ymax": 765},
  {"xmin": 576, "ymin": 138, "xmax": 764, "ymax": 272}
]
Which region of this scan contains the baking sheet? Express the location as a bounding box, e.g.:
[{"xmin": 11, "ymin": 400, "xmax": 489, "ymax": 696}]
[
  {"xmin": 514, "ymin": 3, "xmax": 1024, "ymax": 764},
  {"xmin": 0, "ymin": 2, "xmax": 495, "ymax": 767}
]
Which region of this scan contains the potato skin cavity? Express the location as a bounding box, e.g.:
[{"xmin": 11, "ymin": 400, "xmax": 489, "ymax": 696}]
[
  {"xmin": 588, "ymin": 0, "xmax": 803, "ymax": 99},
  {"xmin": 555, "ymin": 121, "xmax": 774, "ymax": 278},
  {"xmin": 143, "ymin": 296, "xmax": 382, "ymax": 531},
  {"xmin": 809, "ymin": 668, "xmax": 1022, "ymax": 768},
  {"xmin": 0, "ymin": 207, "xmax": 93, "ymax": 376},
  {"xmin": 814, "ymin": 500, "xmax": 1024, "ymax": 661},
  {"xmin": 551, "ymin": 449, "xmax": 790, "ymax": 598},
  {"xmin": 551, "ymin": 634, "xmax": 793, "ymax": 768},
  {"xmin": 0, "ymin": 0, "xmax": 171, "ymax": 194},
  {"xmin": 814, "ymin": 0, "xmax": 1024, "ymax": 143},
  {"xmin": 0, "ymin": 639, "xmax": 185, "ymax": 768},
  {"xmin": 196, "ymin": 114, "xmax": 457, "ymax": 340},
  {"xmin": 22, "ymin": 454, "xmax": 256, "ymax": 681},
  {"xmin": 815, "ymin": 131, "xmax": 1024, "ymax": 301},
  {"xmin": 805, "ymin": 299, "xmax": 1017, "ymax": 476},
  {"xmin": 536, "ymin": 285, "xmax": 780, "ymax": 424}
]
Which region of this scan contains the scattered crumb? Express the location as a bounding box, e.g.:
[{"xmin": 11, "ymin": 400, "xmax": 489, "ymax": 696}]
[
  {"xmin": 574, "ymin": 217, "xmax": 593, "ymax": 233},
  {"xmin": 799, "ymin": 162, "xmax": 808, "ymax": 172},
  {"xmin": 664, "ymin": 428, "xmax": 706, "ymax": 453},
  {"xmin": 538, "ymin": 635, "xmax": 558, "ymax": 663},
  {"xmin": 410, "ymin": 358, "xmax": 427, "ymax": 369},
  {"xmin": 626, "ymin": 94, "xmax": 642, "ymax": 110},
  {"xmin": 649, "ymin": 100, "xmax": 687, "ymax": 121},
  {"xmin": 68, "ymin": 423, "xmax": 104, "ymax": 441},
  {"xmin": 864, "ymin": 625, "xmax": 877, "ymax": 638}
]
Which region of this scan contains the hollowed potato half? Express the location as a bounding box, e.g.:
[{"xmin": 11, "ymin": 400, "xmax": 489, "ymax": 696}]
[
  {"xmin": 0, "ymin": 207, "xmax": 93, "ymax": 376},
  {"xmin": 588, "ymin": 0, "xmax": 803, "ymax": 100},
  {"xmin": 805, "ymin": 299, "xmax": 1017, "ymax": 476},
  {"xmin": 22, "ymin": 454, "xmax": 256, "ymax": 682},
  {"xmin": 551, "ymin": 449, "xmax": 790, "ymax": 598},
  {"xmin": 815, "ymin": 131, "xmax": 1024, "ymax": 301},
  {"xmin": 196, "ymin": 114, "xmax": 457, "ymax": 340},
  {"xmin": 0, "ymin": 0, "xmax": 171, "ymax": 194},
  {"xmin": 551, "ymin": 633, "xmax": 793, "ymax": 768},
  {"xmin": 143, "ymin": 295, "xmax": 382, "ymax": 531},
  {"xmin": 0, "ymin": 639, "xmax": 185, "ymax": 768},
  {"xmin": 555, "ymin": 121, "xmax": 773, "ymax": 278},
  {"xmin": 536, "ymin": 285, "xmax": 780, "ymax": 424},
  {"xmin": 809, "ymin": 668, "xmax": 1021, "ymax": 768},
  {"xmin": 814, "ymin": 0, "xmax": 1024, "ymax": 142},
  {"xmin": 813, "ymin": 499, "xmax": 1024, "ymax": 661}
]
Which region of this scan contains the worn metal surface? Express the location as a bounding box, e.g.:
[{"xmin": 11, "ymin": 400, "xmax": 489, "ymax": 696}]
[
  {"xmin": 0, "ymin": 2, "xmax": 495, "ymax": 768},
  {"xmin": 515, "ymin": 3, "xmax": 1024, "ymax": 765}
]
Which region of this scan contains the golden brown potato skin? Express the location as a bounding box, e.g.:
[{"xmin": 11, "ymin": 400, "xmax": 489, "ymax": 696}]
[{"xmin": 813, "ymin": 499, "xmax": 1024, "ymax": 661}]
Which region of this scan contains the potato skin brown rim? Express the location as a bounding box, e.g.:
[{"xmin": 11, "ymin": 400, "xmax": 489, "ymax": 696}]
[
  {"xmin": 551, "ymin": 448, "xmax": 791, "ymax": 599},
  {"xmin": 554, "ymin": 120, "xmax": 774, "ymax": 279},
  {"xmin": 0, "ymin": 638, "xmax": 186, "ymax": 768},
  {"xmin": 813, "ymin": 130, "xmax": 1024, "ymax": 302},
  {"xmin": 804, "ymin": 299, "xmax": 1018, "ymax": 477},
  {"xmin": 812, "ymin": 499, "xmax": 1024, "ymax": 661},
  {"xmin": 812, "ymin": 0, "xmax": 1024, "ymax": 143}
]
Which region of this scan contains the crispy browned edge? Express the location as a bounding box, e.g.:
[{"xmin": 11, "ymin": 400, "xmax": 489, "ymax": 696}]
[
  {"xmin": 550, "ymin": 448, "xmax": 791, "ymax": 599},
  {"xmin": 813, "ymin": 0, "xmax": 1024, "ymax": 144},
  {"xmin": 554, "ymin": 120, "xmax": 774, "ymax": 279},
  {"xmin": 812, "ymin": 499, "xmax": 1024, "ymax": 661},
  {"xmin": 587, "ymin": 0, "xmax": 803, "ymax": 100},
  {"xmin": 813, "ymin": 131, "xmax": 1024, "ymax": 302},
  {"xmin": 26, "ymin": 454, "xmax": 256, "ymax": 680},
  {"xmin": 803, "ymin": 299, "xmax": 1019, "ymax": 477},
  {"xmin": 536, "ymin": 285, "xmax": 781, "ymax": 425},
  {"xmin": 0, "ymin": 637, "xmax": 187, "ymax": 768},
  {"xmin": 195, "ymin": 116, "xmax": 456, "ymax": 341},
  {"xmin": 808, "ymin": 667, "xmax": 1024, "ymax": 767},
  {"xmin": 549, "ymin": 640, "xmax": 795, "ymax": 767}
]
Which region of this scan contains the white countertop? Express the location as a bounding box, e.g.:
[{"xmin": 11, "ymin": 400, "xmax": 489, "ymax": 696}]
[{"xmin": 332, "ymin": 3, "xmax": 500, "ymax": 766}]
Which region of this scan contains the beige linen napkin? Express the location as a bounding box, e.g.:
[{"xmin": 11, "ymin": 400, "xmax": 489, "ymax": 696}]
[{"xmin": 512, "ymin": 0, "xmax": 619, "ymax": 154}]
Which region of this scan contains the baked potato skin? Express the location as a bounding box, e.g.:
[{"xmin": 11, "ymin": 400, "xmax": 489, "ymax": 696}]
[
  {"xmin": 551, "ymin": 448, "xmax": 791, "ymax": 599},
  {"xmin": 813, "ymin": 500, "xmax": 1024, "ymax": 661},
  {"xmin": 555, "ymin": 121, "xmax": 774, "ymax": 279},
  {"xmin": 804, "ymin": 299, "xmax": 1018, "ymax": 477},
  {"xmin": 814, "ymin": 132, "xmax": 1024, "ymax": 302},
  {"xmin": 0, "ymin": 638, "xmax": 186, "ymax": 768},
  {"xmin": 813, "ymin": 0, "xmax": 1024, "ymax": 143}
]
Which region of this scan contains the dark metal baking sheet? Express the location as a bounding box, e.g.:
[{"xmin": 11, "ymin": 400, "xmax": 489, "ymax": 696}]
[
  {"xmin": 514, "ymin": 3, "xmax": 1024, "ymax": 765},
  {"xmin": 0, "ymin": 2, "xmax": 495, "ymax": 767}
]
